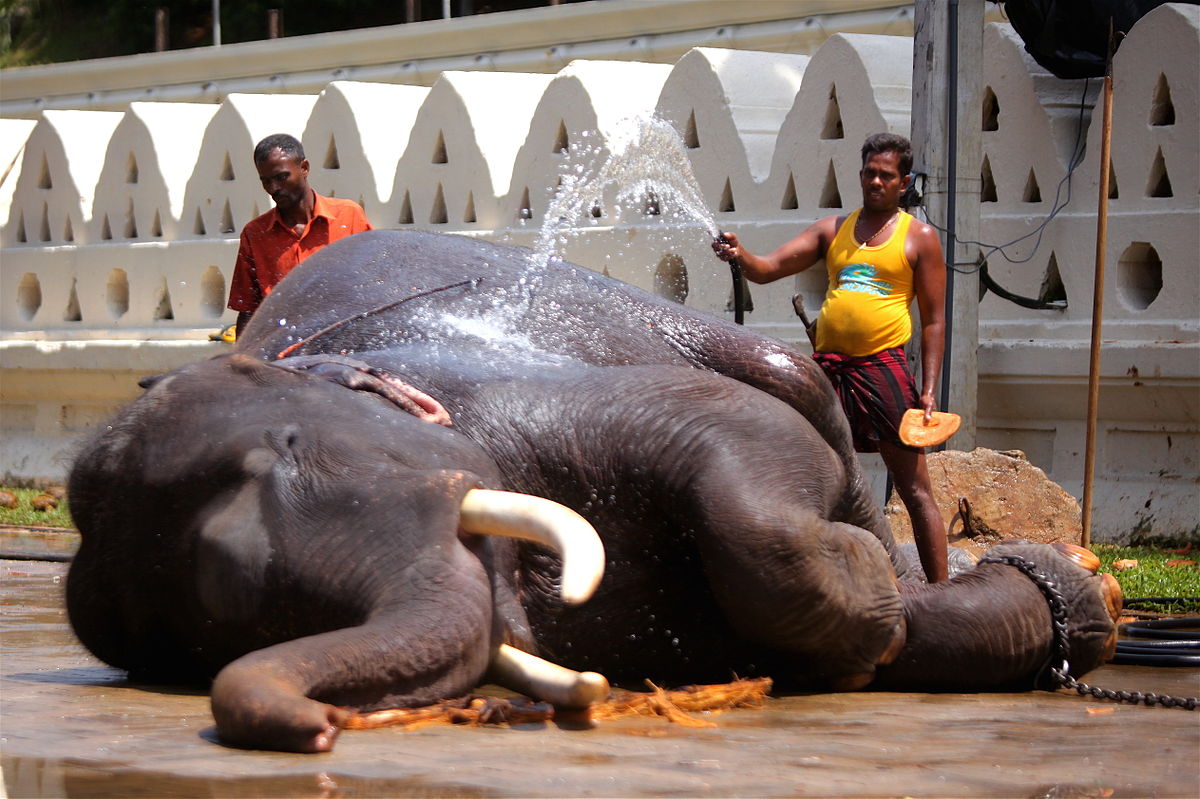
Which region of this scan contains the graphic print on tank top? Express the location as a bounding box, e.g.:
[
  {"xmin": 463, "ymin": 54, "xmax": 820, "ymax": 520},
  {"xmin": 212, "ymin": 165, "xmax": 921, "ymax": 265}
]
[{"xmin": 836, "ymin": 262, "xmax": 893, "ymax": 297}]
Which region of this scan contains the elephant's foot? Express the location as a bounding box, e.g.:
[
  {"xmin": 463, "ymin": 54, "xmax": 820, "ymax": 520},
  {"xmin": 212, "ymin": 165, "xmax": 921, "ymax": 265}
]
[
  {"xmin": 828, "ymin": 617, "xmax": 907, "ymax": 690},
  {"xmin": 487, "ymin": 644, "xmax": 610, "ymax": 709},
  {"xmin": 211, "ymin": 662, "xmax": 350, "ymax": 753},
  {"xmin": 872, "ymin": 542, "xmax": 1121, "ymax": 691}
]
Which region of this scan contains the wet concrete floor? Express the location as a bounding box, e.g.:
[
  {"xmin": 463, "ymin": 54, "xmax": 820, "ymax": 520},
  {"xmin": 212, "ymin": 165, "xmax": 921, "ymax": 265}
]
[{"xmin": 2, "ymin": 559, "xmax": 1198, "ymax": 798}]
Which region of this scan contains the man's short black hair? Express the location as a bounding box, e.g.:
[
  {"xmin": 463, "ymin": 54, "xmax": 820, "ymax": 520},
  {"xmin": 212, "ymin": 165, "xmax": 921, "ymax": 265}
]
[
  {"xmin": 861, "ymin": 132, "xmax": 913, "ymax": 176},
  {"xmin": 253, "ymin": 133, "xmax": 305, "ymax": 165}
]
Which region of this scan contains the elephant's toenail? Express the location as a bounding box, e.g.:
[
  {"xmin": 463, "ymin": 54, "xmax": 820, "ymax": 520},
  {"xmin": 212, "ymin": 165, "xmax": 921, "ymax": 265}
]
[
  {"xmin": 1099, "ymin": 572, "xmax": 1123, "ymax": 621},
  {"xmin": 1051, "ymin": 543, "xmax": 1101, "ymax": 574}
]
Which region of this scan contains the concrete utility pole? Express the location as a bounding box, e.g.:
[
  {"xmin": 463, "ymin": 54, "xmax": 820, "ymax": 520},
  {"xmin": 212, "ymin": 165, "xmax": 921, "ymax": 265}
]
[{"xmin": 910, "ymin": 0, "xmax": 984, "ymax": 451}]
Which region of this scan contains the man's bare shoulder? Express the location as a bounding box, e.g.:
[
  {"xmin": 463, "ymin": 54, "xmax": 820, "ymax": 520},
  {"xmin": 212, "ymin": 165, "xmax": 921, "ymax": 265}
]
[{"xmin": 905, "ymin": 213, "xmax": 940, "ymax": 241}]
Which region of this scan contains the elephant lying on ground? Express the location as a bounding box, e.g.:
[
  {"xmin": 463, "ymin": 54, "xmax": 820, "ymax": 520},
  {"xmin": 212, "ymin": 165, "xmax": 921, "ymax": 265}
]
[{"xmin": 66, "ymin": 230, "xmax": 1121, "ymax": 753}]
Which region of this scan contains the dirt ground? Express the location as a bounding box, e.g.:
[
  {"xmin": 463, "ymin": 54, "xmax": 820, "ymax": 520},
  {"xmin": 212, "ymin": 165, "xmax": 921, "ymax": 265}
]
[{"xmin": 2, "ymin": 559, "xmax": 1198, "ymax": 799}]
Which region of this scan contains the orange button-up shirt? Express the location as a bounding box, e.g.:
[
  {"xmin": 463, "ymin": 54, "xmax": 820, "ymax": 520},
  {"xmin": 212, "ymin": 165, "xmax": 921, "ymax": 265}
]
[{"xmin": 227, "ymin": 192, "xmax": 372, "ymax": 313}]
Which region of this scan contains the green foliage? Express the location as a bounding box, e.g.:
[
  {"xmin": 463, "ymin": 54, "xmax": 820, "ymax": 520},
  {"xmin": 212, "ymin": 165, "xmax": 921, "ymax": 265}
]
[
  {"xmin": 0, "ymin": 486, "xmax": 73, "ymax": 529},
  {"xmin": 1094, "ymin": 544, "xmax": 1200, "ymax": 614}
]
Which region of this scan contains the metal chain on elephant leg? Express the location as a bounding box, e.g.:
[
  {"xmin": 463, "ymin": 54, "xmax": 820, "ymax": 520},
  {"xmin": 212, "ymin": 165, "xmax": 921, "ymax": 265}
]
[{"xmin": 978, "ymin": 554, "xmax": 1198, "ymax": 711}]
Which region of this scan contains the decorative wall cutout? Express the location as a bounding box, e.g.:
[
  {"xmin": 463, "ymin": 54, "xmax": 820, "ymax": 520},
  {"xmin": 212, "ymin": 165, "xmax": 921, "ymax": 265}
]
[
  {"xmin": 106, "ymin": 268, "xmax": 129, "ymax": 319},
  {"xmin": 63, "ymin": 278, "xmax": 81, "ymax": 322},
  {"xmin": 979, "ymin": 153, "xmax": 998, "ymax": 200},
  {"xmin": 517, "ymin": 187, "xmax": 532, "ymax": 221},
  {"xmin": 1146, "ymin": 148, "xmax": 1173, "ymax": 197},
  {"xmin": 644, "ymin": 190, "xmax": 661, "ymax": 216},
  {"xmin": 684, "ymin": 110, "xmax": 699, "ymax": 148},
  {"xmin": 200, "ymin": 265, "xmax": 226, "ymax": 319},
  {"xmin": 37, "ymin": 153, "xmax": 51, "ymax": 190},
  {"xmin": 982, "ymin": 87, "xmax": 1000, "ymax": 131},
  {"xmin": 125, "ymin": 152, "xmax": 139, "ymax": 184},
  {"xmin": 463, "ymin": 191, "xmax": 476, "ymax": 223},
  {"xmin": 398, "ymin": 190, "xmax": 413, "ymax": 224},
  {"xmin": 653, "ymin": 254, "xmax": 688, "ymax": 303},
  {"xmin": 554, "ymin": 120, "xmax": 569, "ymax": 153},
  {"xmin": 193, "ymin": 208, "xmax": 207, "ymax": 236},
  {"xmin": 432, "ymin": 131, "xmax": 448, "ymax": 164},
  {"xmin": 430, "ymin": 184, "xmax": 447, "ymax": 224},
  {"xmin": 219, "ymin": 152, "xmax": 235, "ymax": 181},
  {"xmin": 15, "ymin": 212, "xmax": 25, "ymax": 243},
  {"xmin": 153, "ymin": 277, "xmax": 174, "ymax": 320},
  {"xmin": 819, "ymin": 161, "xmax": 842, "ymax": 208},
  {"xmin": 124, "ymin": 198, "xmax": 137, "ymax": 238},
  {"xmin": 718, "ymin": 178, "xmax": 735, "ymax": 212},
  {"xmin": 62, "ymin": 217, "xmax": 73, "ymax": 242},
  {"xmin": 781, "ymin": 172, "xmax": 798, "ymax": 210},
  {"xmin": 100, "ymin": 215, "xmax": 112, "ymax": 240},
  {"xmin": 151, "ymin": 210, "xmax": 163, "ymax": 237},
  {"xmin": 219, "ymin": 200, "xmax": 235, "ymax": 234},
  {"xmin": 323, "ymin": 136, "xmax": 340, "ymax": 169},
  {"xmin": 1039, "ymin": 252, "xmax": 1067, "ymax": 306},
  {"xmin": 821, "ymin": 85, "xmax": 844, "ymax": 139},
  {"xmin": 17, "ymin": 272, "xmax": 41, "ymax": 321},
  {"xmin": 1022, "ymin": 168, "xmax": 1042, "ymax": 203},
  {"xmin": 1107, "ymin": 161, "xmax": 1119, "ymax": 200},
  {"xmin": 1150, "ymin": 73, "xmax": 1175, "ymax": 126},
  {"xmin": 1117, "ymin": 241, "xmax": 1162, "ymax": 310}
]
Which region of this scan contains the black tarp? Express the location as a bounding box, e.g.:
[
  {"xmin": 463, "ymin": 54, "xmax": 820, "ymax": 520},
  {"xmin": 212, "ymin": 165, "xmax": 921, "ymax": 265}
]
[{"xmin": 995, "ymin": 0, "xmax": 1199, "ymax": 78}]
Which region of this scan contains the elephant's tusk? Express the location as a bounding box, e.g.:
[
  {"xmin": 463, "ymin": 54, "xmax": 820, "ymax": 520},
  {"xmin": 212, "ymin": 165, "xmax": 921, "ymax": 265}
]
[
  {"xmin": 489, "ymin": 643, "xmax": 610, "ymax": 709},
  {"xmin": 459, "ymin": 489, "xmax": 604, "ymax": 605}
]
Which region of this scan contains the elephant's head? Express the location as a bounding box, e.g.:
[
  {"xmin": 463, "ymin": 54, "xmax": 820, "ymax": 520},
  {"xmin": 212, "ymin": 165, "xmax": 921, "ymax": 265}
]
[{"xmin": 67, "ymin": 353, "xmax": 606, "ymax": 752}]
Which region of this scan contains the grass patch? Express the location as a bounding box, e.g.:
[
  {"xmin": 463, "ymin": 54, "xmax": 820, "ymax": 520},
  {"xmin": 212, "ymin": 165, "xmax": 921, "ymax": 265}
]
[
  {"xmin": 1094, "ymin": 544, "xmax": 1200, "ymax": 614},
  {"xmin": 0, "ymin": 487, "xmax": 74, "ymax": 530}
]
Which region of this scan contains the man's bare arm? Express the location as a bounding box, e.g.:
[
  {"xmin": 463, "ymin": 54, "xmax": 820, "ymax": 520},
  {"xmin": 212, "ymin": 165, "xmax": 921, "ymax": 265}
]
[
  {"xmin": 909, "ymin": 220, "xmax": 947, "ymax": 419},
  {"xmin": 712, "ymin": 217, "xmax": 839, "ymax": 284}
]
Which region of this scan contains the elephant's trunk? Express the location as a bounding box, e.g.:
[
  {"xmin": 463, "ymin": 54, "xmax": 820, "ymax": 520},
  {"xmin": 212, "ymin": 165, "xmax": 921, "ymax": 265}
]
[{"xmin": 459, "ymin": 489, "xmax": 605, "ymax": 605}]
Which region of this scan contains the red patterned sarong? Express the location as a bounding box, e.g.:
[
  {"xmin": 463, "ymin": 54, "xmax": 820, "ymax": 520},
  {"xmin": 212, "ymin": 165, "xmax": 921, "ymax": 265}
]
[{"xmin": 811, "ymin": 347, "xmax": 921, "ymax": 453}]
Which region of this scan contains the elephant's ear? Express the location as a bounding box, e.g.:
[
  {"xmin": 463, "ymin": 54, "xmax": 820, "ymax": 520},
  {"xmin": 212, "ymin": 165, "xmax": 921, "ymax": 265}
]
[
  {"xmin": 273, "ymin": 355, "xmax": 452, "ymax": 426},
  {"xmin": 193, "ymin": 454, "xmax": 274, "ymax": 624}
]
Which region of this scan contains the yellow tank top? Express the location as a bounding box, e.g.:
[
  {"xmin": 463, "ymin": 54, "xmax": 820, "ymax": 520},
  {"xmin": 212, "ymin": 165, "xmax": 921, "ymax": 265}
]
[{"xmin": 814, "ymin": 209, "xmax": 915, "ymax": 357}]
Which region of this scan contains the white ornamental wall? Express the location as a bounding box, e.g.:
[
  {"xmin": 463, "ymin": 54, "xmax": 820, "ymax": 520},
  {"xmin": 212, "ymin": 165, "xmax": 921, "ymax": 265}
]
[
  {"xmin": 0, "ymin": 12, "xmax": 1196, "ymax": 541},
  {"xmin": 973, "ymin": 3, "xmax": 1199, "ymax": 539},
  {"xmin": 303, "ymin": 81, "xmax": 431, "ymax": 223}
]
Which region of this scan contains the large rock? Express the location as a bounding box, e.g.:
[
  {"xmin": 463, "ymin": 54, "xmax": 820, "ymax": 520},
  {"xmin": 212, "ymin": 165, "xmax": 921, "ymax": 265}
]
[{"xmin": 885, "ymin": 448, "xmax": 1083, "ymax": 559}]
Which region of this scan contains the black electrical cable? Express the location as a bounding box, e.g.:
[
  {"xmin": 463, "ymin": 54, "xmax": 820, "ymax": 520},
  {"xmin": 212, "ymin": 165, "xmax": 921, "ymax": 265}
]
[
  {"xmin": 915, "ymin": 77, "xmax": 1094, "ymax": 282},
  {"xmin": 1113, "ymin": 616, "xmax": 1200, "ymax": 667},
  {"xmin": 979, "ymin": 261, "xmax": 1067, "ymax": 310}
]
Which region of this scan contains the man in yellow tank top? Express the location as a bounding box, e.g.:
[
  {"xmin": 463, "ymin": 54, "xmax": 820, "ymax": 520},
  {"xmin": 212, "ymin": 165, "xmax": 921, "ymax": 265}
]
[{"xmin": 713, "ymin": 133, "xmax": 949, "ymax": 583}]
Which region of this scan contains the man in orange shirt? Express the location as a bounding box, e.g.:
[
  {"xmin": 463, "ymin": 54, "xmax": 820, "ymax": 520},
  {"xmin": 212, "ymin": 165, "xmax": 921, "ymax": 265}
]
[
  {"xmin": 228, "ymin": 133, "xmax": 373, "ymax": 336},
  {"xmin": 714, "ymin": 133, "xmax": 949, "ymax": 582}
]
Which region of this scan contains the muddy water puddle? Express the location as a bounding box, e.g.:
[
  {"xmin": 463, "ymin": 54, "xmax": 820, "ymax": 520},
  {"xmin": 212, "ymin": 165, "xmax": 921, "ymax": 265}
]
[{"xmin": 3, "ymin": 560, "xmax": 1198, "ymax": 798}]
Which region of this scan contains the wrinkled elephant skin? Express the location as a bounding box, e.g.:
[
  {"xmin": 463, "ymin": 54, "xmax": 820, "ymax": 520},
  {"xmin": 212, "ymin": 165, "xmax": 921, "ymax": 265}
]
[{"xmin": 66, "ymin": 230, "xmax": 1119, "ymax": 752}]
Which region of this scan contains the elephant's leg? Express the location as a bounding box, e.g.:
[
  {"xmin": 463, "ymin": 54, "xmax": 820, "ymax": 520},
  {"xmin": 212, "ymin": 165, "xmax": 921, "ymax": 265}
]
[
  {"xmin": 681, "ymin": 439, "xmax": 903, "ymax": 682},
  {"xmin": 211, "ymin": 615, "xmax": 492, "ymax": 753},
  {"xmin": 875, "ymin": 543, "xmax": 1122, "ymax": 690},
  {"xmin": 695, "ymin": 508, "xmax": 906, "ymax": 686}
]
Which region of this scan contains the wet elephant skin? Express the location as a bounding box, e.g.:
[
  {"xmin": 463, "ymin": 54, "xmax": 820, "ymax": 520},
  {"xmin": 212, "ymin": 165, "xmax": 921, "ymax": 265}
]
[{"xmin": 65, "ymin": 230, "xmax": 1118, "ymax": 752}]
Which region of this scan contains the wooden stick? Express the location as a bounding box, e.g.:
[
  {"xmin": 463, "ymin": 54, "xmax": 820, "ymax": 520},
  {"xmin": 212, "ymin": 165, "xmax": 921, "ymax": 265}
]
[{"xmin": 1082, "ymin": 62, "xmax": 1115, "ymax": 548}]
